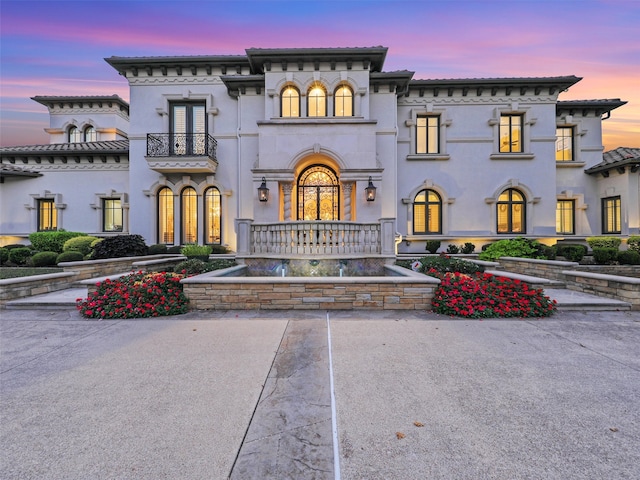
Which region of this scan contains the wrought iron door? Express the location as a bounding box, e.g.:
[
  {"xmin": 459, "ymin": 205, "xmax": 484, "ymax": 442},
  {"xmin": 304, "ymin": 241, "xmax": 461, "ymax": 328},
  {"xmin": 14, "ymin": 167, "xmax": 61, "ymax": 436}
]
[{"xmin": 297, "ymin": 165, "xmax": 340, "ymax": 220}]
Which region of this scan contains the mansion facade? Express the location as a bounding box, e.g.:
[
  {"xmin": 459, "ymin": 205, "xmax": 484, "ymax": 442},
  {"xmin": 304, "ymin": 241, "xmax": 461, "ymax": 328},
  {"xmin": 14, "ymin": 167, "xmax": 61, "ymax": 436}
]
[{"xmin": 1, "ymin": 47, "xmax": 637, "ymax": 257}]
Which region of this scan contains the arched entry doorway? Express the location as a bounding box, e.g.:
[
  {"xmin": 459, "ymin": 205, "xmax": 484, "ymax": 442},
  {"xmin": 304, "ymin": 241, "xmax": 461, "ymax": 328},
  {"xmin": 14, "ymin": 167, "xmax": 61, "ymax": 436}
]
[{"xmin": 297, "ymin": 165, "xmax": 340, "ymax": 220}]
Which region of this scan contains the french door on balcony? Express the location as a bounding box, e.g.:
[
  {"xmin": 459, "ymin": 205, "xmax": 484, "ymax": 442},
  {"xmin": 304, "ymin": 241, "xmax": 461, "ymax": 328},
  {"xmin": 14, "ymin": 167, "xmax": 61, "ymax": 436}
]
[
  {"xmin": 171, "ymin": 102, "xmax": 206, "ymax": 155},
  {"xmin": 297, "ymin": 165, "xmax": 340, "ymax": 221}
]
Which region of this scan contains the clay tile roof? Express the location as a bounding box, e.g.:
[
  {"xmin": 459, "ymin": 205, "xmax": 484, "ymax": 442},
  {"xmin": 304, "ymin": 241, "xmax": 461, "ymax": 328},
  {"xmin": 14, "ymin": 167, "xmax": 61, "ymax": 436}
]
[{"xmin": 585, "ymin": 147, "xmax": 640, "ymax": 175}]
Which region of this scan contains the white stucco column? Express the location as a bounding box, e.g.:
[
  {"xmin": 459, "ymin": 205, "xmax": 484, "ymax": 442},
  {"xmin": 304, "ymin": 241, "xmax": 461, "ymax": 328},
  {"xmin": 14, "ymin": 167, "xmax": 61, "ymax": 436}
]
[
  {"xmin": 281, "ymin": 182, "xmax": 294, "ymax": 221},
  {"xmin": 379, "ymin": 217, "xmax": 396, "ymax": 257},
  {"xmin": 342, "ymin": 182, "xmax": 353, "ymax": 221},
  {"xmin": 235, "ymin": 218, "xmax": 253, "ymax": 256}
]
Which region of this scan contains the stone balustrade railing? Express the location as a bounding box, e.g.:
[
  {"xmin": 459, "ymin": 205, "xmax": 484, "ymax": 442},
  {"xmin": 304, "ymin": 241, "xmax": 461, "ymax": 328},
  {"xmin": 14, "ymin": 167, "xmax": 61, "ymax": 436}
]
[{"xmin": 250, "ymin": 221, "xmax": 382, "ymax": 256}]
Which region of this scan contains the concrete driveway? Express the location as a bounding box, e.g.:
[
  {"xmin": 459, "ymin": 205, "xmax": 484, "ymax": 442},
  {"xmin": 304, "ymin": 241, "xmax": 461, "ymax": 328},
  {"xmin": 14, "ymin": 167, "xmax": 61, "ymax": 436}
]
[{"xmin": 1, "ymin": 308, "xmax": 639, "ymax": 479}]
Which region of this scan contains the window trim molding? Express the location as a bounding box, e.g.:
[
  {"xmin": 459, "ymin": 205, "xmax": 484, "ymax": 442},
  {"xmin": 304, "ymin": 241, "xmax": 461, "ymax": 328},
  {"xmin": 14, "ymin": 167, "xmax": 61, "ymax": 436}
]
[
  {"xmin": 27, "ymin": 191, "xmax": 65, "ymax": 232},
  {"xmin": 601, "ymin": 195, "xmax": 622, "ymax": 235},
  {"xmin": 405, "ymin": 107, "xmax": 450, "ymax": 160},
  {"xmin": 402, "ymin": 180, "xmax": 453, "ymax": 236},
  {"xmin": 90, "ymin": 190, "xmax": 129, "ymax": 233},
  {"xmin": 488, "ymin": 106, "xmax": 534, "ymax": 158}
]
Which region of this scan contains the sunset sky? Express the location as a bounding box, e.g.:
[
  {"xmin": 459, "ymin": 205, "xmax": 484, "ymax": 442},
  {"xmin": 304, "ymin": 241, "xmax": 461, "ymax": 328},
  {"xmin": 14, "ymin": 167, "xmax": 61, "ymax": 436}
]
[{"xmin": 1, "ymin": 0, "xmax": 638, "ymax": 150}]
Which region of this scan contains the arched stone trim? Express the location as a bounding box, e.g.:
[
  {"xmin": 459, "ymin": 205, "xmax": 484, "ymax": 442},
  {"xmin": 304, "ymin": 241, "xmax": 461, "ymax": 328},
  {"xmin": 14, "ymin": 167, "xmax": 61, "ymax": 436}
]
[
  {"xmin": 486, "ymin": 179, "xmax": 538, "ymax": 205},
  {"xmin": 287, "ymin": 146, "xmax": 346, "ymax": 172},
  {"xmin": 485, "ymin": 179, "xmax": 538, "ymax": 235}
]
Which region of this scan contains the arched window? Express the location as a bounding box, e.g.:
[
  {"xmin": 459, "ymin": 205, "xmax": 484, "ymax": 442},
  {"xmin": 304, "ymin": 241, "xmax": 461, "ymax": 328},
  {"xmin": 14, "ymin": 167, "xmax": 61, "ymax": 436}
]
[
  {"xmin": 181, "ymin": 187, "xmax": 198, "ymax": 244},
  {"xmin": 334, "ymin": 85, "xmax": 353, "ymax": 117},
  {"xmin": 158, "ymin": 187, "xmax": 174, "ymax": 244},
  {"xmin": 204, "ymin": 187, "xmax": 221, "ymax": 245},
  {"xmin": 307, "ymin": 84, "xmax": 326, "ymax": 117},
  {"xmin": 413, "ymin": 189, "xmax": 442, "ymax": 234},
  {"xmin": 68, "ymin": 126, "xmax": 81, "ymax": 143},
  {"xmin": 297, "ymin": 165, "xmax": 339, "ymax": 220},
  {"xmin": 281, "ymin": 86, "xmax": 300, "ymax": 117},
  {"xmin": 497, "ymin": 188, "xmax": 526, "ymax": 234},
  {"xmin": 84, "ymin": 125, "xmax": 97, "ymax": 142}
]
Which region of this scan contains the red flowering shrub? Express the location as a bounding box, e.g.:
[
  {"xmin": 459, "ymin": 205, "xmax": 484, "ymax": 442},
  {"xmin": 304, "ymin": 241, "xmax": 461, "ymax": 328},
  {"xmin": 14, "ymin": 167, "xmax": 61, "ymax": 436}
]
[
  {"xmin": 76, "ymin": 271, "xmax": 189, "ymax": 319},
  {"xmin": 429, "ymin": 269, "xmax": 557, "ymax": 318}
]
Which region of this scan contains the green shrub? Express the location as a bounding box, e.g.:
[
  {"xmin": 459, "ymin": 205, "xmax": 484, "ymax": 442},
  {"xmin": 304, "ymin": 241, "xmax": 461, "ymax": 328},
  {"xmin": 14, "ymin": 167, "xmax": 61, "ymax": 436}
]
[
  {"xmin": 446, "ymin": 244, "xmax": 460, "ymax": 254},
  {"xmin": 31, "ymin": 251, "xmax": 59, "ymax": 267},
  {"xmin": 592, "ymin": 247, "xmax": 619, "ymax": 265},
  {"xmin": 617, "ymin": 250, "xmax": 640, "ymax": 265},
  {"xmin": 425, "ymin": 240, "xmax": 441, "ymax": 254},
  {"xmin": 586, "ymin": 236, "xmax": 621, "ymax": 249},
  {"xmin": 417, "ymin": 255, "xmax": 484, "ymax": 275},
  {"xmin": 173, "ymin": 258, "xmax": 235, "ymax": 275},
  {"xmin": 29, "ymin": 231, "xmax": 86, "ymax": 253},
  {"xmin": 180, "ymin": 244, "xmax": 212, "ymax": 258},
  {"xmin": 63, "ymin": 236, "xmax": 99, "ymax": 256},
  {"xmin": 148, "ymin": 244, "xmax": 168, "ymax": 255},
  {"xmin": 478, "ymin": 237, "xmax": 544, "ymax": 261},
  {"xmin": 540, "ymin": 245, "xmax": 557, "ymax": 260},
  {"xmin": 461, "ymin": 242, "xmax": 475, "ymax": 254},
  {"xmin": 91, "ymin": 235, "xmax": 148, "ymax": 259},
  {"xmin": 3, "ymin": 243, "xmax": 29, "ymax": 250},
  {"xmin": 0, "ymin": 248, "xmax": 8, "ymax": 265},
  {"xmin": 560, "ymin": 245, "xmax": 585, "ymax": 262},
  {"xmin": 628, "ymin": 236, "xmax": 640, "ymax": 254},
  {"xmin": 556, "ymin": 243, "xmax": 588, "ymax": 258},
  {"xmin": 56, "ymin": 251, "xmax": 85, "ymax": 263},
  {"xmin": 210, "ymin": 244, "xmax": 229, "ymax": 254},
  {"xmin": 8, "ymin": 247, "xmax": 33, "ymax": 265},
  {"xmin": 167, "ymin": 245, "xmax": 183, "ymax": 254}
]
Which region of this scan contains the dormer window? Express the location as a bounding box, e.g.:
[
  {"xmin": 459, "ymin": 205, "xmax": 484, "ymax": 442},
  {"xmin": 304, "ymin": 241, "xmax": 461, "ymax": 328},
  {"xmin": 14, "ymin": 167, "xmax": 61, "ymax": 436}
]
[
  {"xmin": 307, "ymin": 84, "xmax": 326, "ymax": 117},
  {"xmin": 84, "ymin": 125, "xmax": 97, "ymax": 142},
  {"xmin": 281, "ymin": 86, "xmax": 300, "ymax": 117},
  {"xmin": 68, "ymin": 126, "xmax": 81, "ymax": 143}
]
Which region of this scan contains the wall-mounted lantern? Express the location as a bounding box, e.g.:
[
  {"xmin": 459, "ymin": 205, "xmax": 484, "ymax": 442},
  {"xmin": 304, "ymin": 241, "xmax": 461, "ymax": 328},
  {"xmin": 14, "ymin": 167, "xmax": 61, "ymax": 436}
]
[
  {"xmin": 258, "ymin": 177, "xmax": 269, "ymax": 202},
  {"xmin": 365, "ymin": 176, "xmax": 377, "ymax": 202}
]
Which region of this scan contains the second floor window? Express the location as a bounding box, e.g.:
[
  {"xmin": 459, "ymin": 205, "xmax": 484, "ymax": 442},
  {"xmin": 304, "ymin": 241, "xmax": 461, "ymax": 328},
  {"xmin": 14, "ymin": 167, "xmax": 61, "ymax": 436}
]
[
  {"xmin": 499, "ymin": 114, "xmax": 523, "ymax": 153},
  {"xmin": 416, "ymin": 115, "xmax": 440, "ymax": 154},
  {"xmin": 38, "ymin": 199, "xmax": 57, "ymax": 231},
  {"xmin": 171, "ymin": 102, "xmax": 206, "ymax": 155},
  {"xmin": 556, "ymin": 127, "xmax": 574, "ymax": 161},
  {"xmin": 281, "ymin": 86, "xmax": 300, "ymax": 117},
  {"xmin": 68, "ymin": 126, "xmax": 81, "ymax": 143},
  {"xmin": 602, "ymin": 196, "xmax": 621, "ymax": 234},
  {"xmin": 308, "ymin": 84, "xmax": 326, "ymax": 117},
  {"xmin": 84, "ymin": 126, "xmax": 97, "ymax": 142},
  {"xmin": 334, "ymin": 85, "xmax": 353, "ymax": 117}
]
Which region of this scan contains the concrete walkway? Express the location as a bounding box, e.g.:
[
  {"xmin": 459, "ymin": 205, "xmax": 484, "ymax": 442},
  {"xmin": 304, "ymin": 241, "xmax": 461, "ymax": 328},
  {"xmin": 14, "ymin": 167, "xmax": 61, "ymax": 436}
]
[{"xmin": 1, "ymin": 308, "xmax": 639, "ymax": 479}]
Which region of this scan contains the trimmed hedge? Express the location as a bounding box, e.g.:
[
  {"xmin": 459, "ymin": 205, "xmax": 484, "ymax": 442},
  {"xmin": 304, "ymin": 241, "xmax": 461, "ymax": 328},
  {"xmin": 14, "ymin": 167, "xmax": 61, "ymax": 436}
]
[
  {"xmin": 63, "ymin": 236, "xmax": 100, "ymax": 256},
  {"xmin": 586, "ymin": 236, "xmax": 621, "ymax": 249},
  {"xmin": 8, "ymin": 247, "xmax": 33, "ymax": 265},
  {"xmin": 29, "ymin": 231, "xmax": 86, "ymax": 253},
  {"xmin": 592, "ymin": 247, "xmax": 619, "ymax": 265},
  {"xmin": 628, "ymin": 236, "xmax": 640, "ymax": 254},
  {"xmin": 56, "ymin": 251, "xmax": 85, "ymax": 263},
  {"xmin": 617, "ymin": 250, "xmax": 640, "ymax": 265},
  {"xmin": 31, "ymin": 251, "xmax": 59, "ymax": 267}
]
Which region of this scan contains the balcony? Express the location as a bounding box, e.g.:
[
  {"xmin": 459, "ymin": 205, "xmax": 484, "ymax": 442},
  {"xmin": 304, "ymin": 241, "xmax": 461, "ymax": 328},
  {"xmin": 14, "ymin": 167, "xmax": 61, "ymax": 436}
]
[{"xmin": 145, "ymin": 133, "xmax": 218, "ymax": 174}]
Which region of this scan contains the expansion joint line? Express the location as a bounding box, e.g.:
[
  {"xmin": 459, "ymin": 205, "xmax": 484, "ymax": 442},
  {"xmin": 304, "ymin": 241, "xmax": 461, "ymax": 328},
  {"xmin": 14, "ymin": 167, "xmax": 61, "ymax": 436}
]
[{"xmin": 326, "ymin": 312, "xmax": 342, "ymax": 480}]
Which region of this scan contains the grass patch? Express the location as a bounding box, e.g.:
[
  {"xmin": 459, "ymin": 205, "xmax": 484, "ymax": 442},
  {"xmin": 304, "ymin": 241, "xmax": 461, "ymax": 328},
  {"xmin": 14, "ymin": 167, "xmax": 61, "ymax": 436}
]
[{"xmin": 0, "ymin": 267, "xmax": 63, "ymax": 280}]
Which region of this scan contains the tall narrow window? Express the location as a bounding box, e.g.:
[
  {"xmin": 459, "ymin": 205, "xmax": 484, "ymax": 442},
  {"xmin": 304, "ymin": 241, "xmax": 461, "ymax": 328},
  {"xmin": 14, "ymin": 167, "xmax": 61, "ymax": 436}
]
[
  {"xmin": 103, "ymin": 199, "xmax": 123, "ymax": 232},
  {"xmin": 158, "ymin": 187, "xmax": 174, "ymax": 244},
  {"xmin": 307, "ymin": 84, "xmax": 326, "ymax": 117},
  {"xmin": 499, "ymin": 114, "xmax": 522, "ymax": 153},
  {"xmin": 555, "ymin": 127, "xmax": 574, "ymax": 161},
  {"xmin": 497, "ymin": 188, "xmax": 525, "ymax": 234},
  {"xmin": 37, "ymin": 199, "xmax": 57, "ymax": 231},
  {"xmin": 413, "ymin": 189, "xmax": 442, "ymax": 234},
  {"xmin": 602, "ymin": 196, "xmax": 621, "ymax": 234},
  {"xmin": 416, "ymin": 115, "xmax": 440, "ymax": 154},
  {"xmin": 171, "ymin": 102, "xmax": 206, "ymax": 155},
  {"xmin": 68, "ymin": 126, "xmax": 81, "ymax": 143},
  {"xmin": 556, "ymin": 199, "xmax": 575, "ymax": 234},
  {"xmin": 181, "ymin": 187, "xmax": 198, "ymax": 244},
  {"xmin": 281, "ymin": 86, "xmax": 300, "ymax": 117},
  {"xmin": 334, "ymin": 85, "xmax": 353, "ymax": 117},
  {"xmin": 84, "ymin": 126, "xmax": 97, "ymax": 142},
  {"xmin": 204, "ymin": 187, "xmax": 221, "ymax": 245}
]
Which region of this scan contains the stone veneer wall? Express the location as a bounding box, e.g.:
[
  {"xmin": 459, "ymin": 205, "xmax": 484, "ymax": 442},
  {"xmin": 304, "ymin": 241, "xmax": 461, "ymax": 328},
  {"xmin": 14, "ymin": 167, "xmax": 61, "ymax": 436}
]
[
  {"xmin": 182, "ymin": 265, "xmax": 438, "ymax": 310},
  {"xmin": 562, "ymin": 271, "xmax": 640, "ymax": 310}
]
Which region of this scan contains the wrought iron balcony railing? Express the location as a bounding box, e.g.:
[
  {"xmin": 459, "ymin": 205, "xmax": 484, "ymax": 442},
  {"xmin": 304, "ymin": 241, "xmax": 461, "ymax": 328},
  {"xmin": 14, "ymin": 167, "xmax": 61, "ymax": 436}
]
[{"xmin": 146, "ymin": 133, "xmax": 217, "ymax": 159}]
